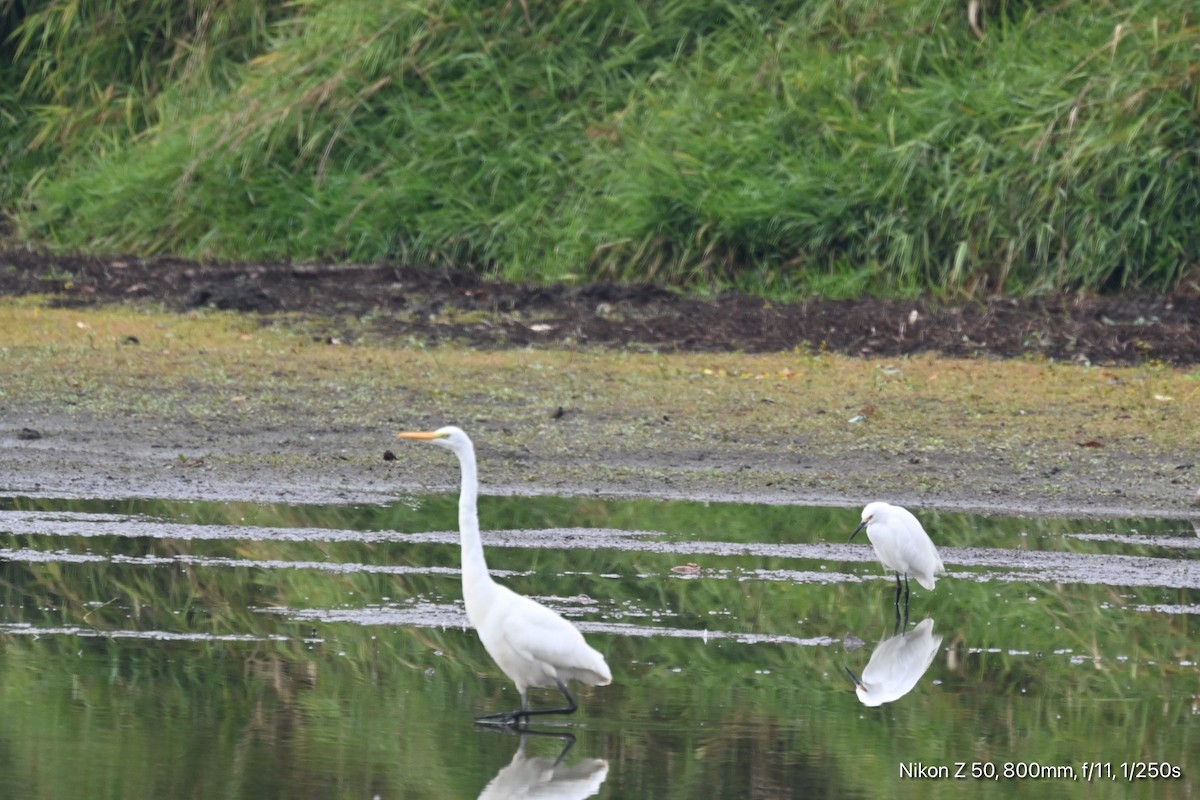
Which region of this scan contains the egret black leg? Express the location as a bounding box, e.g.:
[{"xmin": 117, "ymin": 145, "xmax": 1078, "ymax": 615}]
[
  {"xmin": 475, "ymin": 691, "xmax": 531, "ymax": 726},
  {"xmin": 516, "ymin": 679, "xmax": 579, "ymax": 721},
  {"xmin": 474, "ymin": 680, "xmax": 579, "ymax": 728}
]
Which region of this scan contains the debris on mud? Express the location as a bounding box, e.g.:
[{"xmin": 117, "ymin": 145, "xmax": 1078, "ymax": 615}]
[{"xmin": 2, "ymin": 251, "xmax": 1198, "ymax": 365}]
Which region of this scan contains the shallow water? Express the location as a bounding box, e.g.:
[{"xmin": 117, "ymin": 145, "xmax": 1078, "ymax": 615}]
[{"xmin": 1, "ymin": 495, "xmax": 1196, "ymax": 799}]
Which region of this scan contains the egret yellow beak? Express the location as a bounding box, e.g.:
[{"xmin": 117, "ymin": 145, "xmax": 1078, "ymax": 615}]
[{"xmin": 397, "ymin": 431, "xmax": 446, "ymax": 441}]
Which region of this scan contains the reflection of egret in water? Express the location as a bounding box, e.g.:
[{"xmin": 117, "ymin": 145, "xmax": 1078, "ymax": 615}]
[
  {"xmin": 478, "ymin": 732, "xmax": 609, "ymax": 800},
  {"xmin": 845, "ymin": 618, "xmax": 943, "ymax": 707}
]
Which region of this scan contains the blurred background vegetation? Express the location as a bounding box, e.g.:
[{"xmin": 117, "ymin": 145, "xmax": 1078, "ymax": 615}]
[{"xmin": 1, "ymin": 0, "xmax": 1197, "ymax": 298}]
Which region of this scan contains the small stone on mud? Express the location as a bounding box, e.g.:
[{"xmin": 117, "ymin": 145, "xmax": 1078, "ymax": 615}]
[{"xmin": 382, "ymin": 450, "xmax": 396, "ymax": 461}]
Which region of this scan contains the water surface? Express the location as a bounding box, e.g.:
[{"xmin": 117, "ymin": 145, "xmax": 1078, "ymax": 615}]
[{"xmin": 1, "ymin": 495, "xmax": 1196, "ymax": 798}]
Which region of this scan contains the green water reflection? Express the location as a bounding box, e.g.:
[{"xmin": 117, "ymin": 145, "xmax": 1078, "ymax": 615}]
[{"xmin": 0, "ymin": 495, "xmax": 1196, "ymax": 799}]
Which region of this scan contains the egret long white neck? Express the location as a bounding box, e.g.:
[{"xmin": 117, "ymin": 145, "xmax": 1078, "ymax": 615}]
[{"xmin": 453, "ymin": 442, "xmax": 492, "ymax": 589}]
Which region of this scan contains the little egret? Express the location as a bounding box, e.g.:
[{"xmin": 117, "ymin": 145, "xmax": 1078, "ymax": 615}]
[
  {"xmin": 850, "ymin": 502, "xmax": 945, "ymax": 617},
  {"xmin": 397, "ymin": 426, "xmax": 612, "ymax": 726}
]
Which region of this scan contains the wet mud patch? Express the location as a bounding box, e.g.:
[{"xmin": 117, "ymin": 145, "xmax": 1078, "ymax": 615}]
[
  {"xmin": 5, "ymin": 500, "xmax": 1197, "ymax": 592},
  {"xmin": 3, "ymin": 250, "xmax": 1199, "ymax": 364}
]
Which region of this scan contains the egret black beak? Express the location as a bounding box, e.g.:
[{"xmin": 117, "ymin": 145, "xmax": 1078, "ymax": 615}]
[
  {"xmin": 844, "ymin": 665, "xmax": 865, "ymax": 689},
  {"xmin": 850, "ymin": 518, "xmax": 869, "ymax": 542}
]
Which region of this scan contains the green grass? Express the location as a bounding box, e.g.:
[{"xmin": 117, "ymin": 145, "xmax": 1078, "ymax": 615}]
[{"xmin": 2, "ymin": 0, "xmax": 1198, "ymax": 297}]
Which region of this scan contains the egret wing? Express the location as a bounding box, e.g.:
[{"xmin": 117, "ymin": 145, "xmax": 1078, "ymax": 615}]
[{"xmin": 497, "ymin": 594, "xmax": 611, "ymax": 685}]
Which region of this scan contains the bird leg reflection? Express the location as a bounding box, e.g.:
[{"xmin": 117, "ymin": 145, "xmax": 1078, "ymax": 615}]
[
  {"xmin": 539, "ymin": 730, "xmax": 577, "ymax": 768},
  {"xmin": 893, "ymin": 573, "xmax": 911, "ymax": 628},
  {"xmin": 475, "ymin": 725, "xmax": 578, "ymax": 766},
  {"xmin": 528, "ymin": 729, "xmax": 577, "ymax": 767},
  {"xmin": 475, "ymin": 679, "xmax": 580, "ymax": 729}
]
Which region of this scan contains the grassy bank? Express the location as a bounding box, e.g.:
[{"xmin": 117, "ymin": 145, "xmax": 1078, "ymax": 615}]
[{"xmin": 2, "ymin": 1, "xmax": 1198, "ymax": 297}]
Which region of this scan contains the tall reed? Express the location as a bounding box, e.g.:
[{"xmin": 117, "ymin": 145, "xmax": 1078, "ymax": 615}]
[{"xmin": 4, "ymin": 0, "xmax": 1197, "ymax": 297}]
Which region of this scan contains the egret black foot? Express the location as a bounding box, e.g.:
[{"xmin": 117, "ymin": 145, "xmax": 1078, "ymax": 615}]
[{"xmin": 475, "ymin": 711, "xmax": 528, "ymax": 728}]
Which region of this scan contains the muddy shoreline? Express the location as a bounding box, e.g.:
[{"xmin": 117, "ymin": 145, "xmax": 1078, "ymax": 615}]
[
  {"xmin": 4, "ymin": 409, "xmax": 1197, "ymax": 520},
  {"xmin": 3, "ymin": 251, "xmax": 1200, "ymax": 364},
  {"xmin": 2, "ymin": 254, "xmax": 1199, "ymax": 519}
]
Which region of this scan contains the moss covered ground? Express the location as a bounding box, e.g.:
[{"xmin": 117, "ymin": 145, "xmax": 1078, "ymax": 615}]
[{"xmin": 4, "ymin": 301, "xmax": 1198, "ymax": 516}]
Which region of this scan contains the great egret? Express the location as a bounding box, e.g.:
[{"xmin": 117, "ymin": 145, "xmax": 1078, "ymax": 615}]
[
  {"xmin": 850, "ymin": 502, "xmax": 945, "ymax": 617},
  {"xmin": 844, "ymin": 617, "xmax": 943, "ymax": 707},
  {"xmin": 397, "ymin": 426, "xmax": 612, "ymax": 726}
]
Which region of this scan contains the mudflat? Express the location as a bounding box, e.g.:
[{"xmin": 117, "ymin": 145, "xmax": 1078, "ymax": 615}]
[{"xmin": 2, "ymin": 253, "xmax": 1198, "ymax": 517}]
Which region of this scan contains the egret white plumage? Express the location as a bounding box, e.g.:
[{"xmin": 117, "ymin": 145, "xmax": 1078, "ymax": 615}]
[
  {"xmin": 850, "ymin": 502, "xmax": 945, "ymax": 616},
  {"xmin": 397, "ymin": 426, "xmax": 611, "ymax": 726},
  {"xmin": 844, "ymin": 618, "xmax": 943, "ymax": 707}
]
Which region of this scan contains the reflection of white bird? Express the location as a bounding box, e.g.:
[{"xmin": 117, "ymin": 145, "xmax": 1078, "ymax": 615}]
[
  {"xmin": 851, "ymin": 502, "xmax": 945, "ymax": 614},
  {"xmin": 478, "ymin": 735, "xmax": 609, "ymax": 800},
  {"xmin": 397, "ymin": 426, "xmax": 612, "ymax": 725},
  {"xmin": 845, "ymin": 618, "xmax": 943, "ymax": 707}
]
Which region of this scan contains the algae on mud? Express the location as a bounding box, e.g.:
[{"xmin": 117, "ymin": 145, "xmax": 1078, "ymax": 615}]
[{"xmin": 2, "ymin": 302, "xmax": 1199, "ymax": 517}]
